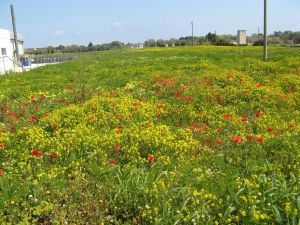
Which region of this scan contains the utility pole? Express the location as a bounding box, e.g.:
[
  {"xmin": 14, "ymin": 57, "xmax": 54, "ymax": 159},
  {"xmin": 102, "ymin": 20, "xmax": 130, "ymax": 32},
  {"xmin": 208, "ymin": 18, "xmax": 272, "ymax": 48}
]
[
  {"xmin": 264, "ymin": 0, "xmax": 268, "ymax": 61},
  {"xmin": 10, "ymin": 4, "xmax": 20, "ymax": 62},
  {"xmin": 191, "ymin": 21, "xmax": 194, "ymax": 46}
]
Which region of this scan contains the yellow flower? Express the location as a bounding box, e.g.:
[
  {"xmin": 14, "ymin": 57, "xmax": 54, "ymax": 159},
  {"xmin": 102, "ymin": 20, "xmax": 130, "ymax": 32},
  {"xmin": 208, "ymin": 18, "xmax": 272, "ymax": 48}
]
[{"xmin": 241, "ymin": 211, "xmax": 247, "ymax": 217}]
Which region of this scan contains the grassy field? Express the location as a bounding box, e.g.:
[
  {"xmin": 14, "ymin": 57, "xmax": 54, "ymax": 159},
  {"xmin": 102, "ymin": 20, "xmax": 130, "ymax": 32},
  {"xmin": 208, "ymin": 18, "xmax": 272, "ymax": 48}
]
[{"xmin": 0, "ymin": 46, "xmax": 299, "ymax": 224}]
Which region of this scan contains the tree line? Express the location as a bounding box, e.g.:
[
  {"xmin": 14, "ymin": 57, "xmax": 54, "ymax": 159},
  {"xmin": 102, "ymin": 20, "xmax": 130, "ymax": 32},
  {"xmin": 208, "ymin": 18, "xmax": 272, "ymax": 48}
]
[{"xmin": 25, "ymin": 31, "xmax": 300, "ymax": 55}]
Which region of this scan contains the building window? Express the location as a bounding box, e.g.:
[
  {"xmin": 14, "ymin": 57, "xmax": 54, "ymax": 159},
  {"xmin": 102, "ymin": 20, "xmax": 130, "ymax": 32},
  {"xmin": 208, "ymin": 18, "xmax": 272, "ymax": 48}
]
[{"xmin": 1, "ymin": 48, "xmax": 7, "ymax": 56}]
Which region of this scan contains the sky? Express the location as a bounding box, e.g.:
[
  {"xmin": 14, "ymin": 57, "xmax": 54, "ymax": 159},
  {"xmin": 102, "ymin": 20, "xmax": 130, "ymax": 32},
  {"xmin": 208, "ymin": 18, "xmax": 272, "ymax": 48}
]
[{"xmin": 0, "ymin": 0, "xmax": 299, "ymax": 48}]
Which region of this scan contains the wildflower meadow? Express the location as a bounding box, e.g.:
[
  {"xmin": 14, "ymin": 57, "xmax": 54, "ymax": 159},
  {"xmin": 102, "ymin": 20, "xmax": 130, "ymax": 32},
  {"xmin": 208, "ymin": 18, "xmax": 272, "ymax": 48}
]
[{"xmin": 0, "ymin": 46, "xmax": 299, "ymax": 224}]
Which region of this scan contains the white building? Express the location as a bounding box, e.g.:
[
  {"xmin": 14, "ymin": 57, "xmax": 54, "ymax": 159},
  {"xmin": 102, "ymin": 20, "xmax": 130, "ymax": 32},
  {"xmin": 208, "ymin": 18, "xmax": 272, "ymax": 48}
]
[
  {"xmin": 131, "ymin": 43, "xmax": 144, "ymax": 49},
  {"xmin": 237, "ymin": 30, "xmax": 247, "ymax": 46},
  {"xmin": 0, "ymin": 28, "xmax": 24, "ymax": 74}
]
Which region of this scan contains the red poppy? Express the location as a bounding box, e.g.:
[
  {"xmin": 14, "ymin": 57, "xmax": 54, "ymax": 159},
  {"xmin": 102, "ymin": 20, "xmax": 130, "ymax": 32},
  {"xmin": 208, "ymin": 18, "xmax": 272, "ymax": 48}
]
[
  {"xmin": 109, "ymin": 158, "xmax": 116, "ymax": 165},
  {"xmin": 117, "ymin": 125, "xmax": 124, "ymax": 129},
  {"xmin": 31, "ymin": 97, "xmax": 37, "ymax": 103},
  {"xmin": 255, "ymin": 111, "xmax": 262, "ymax": 118},
  {"xmin": 145, "ymin": 125, "xmax": 151, "ymax": 129},
  {"xmin": 1, "ymin": 106, "xmax": 8, "ymax": 111},
  {"xmin": 156, "ymin": 104, "xmax": 165, "ymax": 109},
  {"xmin": 0, "ymin": 169, "xmax": 3, "ymax": 175},
  {"xmin": 242, "ymin": 116, "xmax": 248, "ymax": 122},
  {"xmin": 246, "ymin": 135, "xmax": 253, "ymax": 140},
  {"xmin": 0, "ymin": 143, "xmax": 5, "ymax": 148},
  {"xmin": 256, "ymin": 137, "xmax": 264, "ymax": 143},
  {"xmin": 232, "ymin": 137, "xmax": 242, "ymax": 144},
  {"xmin": 156, "ymin": 113, "xmax": 161, "ymax": 118},
  {"xmin": 216, "ymin": 128, "xmax": 222, "ymax": 133},
  {"xmin": 266, "ymin": 128, "xmax": 273, "ymax": 132},
  {"xmin": 114, "ymin": 145, "xmax": 121, "ymax": 151},
  {"xmin": 197, "ymin": 128, "xmax": 204, "ymax": 133},
  {"xmin": 187, "ymin": 124, "xmax": 195, "ymax": 132},
  {"xmin": 216, "ymin": 139, "xmax": 223, "ymax": 145},
  {"xmin": 147, "ymin": 155, "xmax": 155, "ymax": 162},
  {"xmin": 49, "ymin": 153, "xmax": 56, "ymax": 159},
  {"xmin": 224, "ymin": 114, "xmax": 231, "ymax": 120},
  {"xmin": 32, "ymin": 150, "xmax": 43, "ymax": 157}
]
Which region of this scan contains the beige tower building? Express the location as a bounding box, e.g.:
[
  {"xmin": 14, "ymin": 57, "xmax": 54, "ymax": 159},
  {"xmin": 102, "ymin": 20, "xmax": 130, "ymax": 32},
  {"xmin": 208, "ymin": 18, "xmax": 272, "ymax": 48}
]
[{"xmin": 237, "ymin": 30, "xmax": 247, "ymax": 45}]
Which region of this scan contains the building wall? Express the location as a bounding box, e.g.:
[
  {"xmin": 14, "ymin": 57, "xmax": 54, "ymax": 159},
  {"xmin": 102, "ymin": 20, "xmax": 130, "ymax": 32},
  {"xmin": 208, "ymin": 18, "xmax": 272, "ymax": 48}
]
[
  {"xmin": 238, "ymin": 30, "xmax": 247, "ymax": 45},
  {"xmin": 0, "ymin": 29, "xmax": 24, "ymax": 74},
  {"xmin": 0, "ymin": 29, "xmax": 15, "ymax": 74}
]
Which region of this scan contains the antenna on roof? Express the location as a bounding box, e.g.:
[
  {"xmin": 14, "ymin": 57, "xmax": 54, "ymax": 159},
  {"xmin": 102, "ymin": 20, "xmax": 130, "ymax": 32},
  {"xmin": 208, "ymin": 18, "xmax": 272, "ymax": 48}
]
[{"xmin": 10, "ymin": 4, "xmax": 20, "ymax": 62}]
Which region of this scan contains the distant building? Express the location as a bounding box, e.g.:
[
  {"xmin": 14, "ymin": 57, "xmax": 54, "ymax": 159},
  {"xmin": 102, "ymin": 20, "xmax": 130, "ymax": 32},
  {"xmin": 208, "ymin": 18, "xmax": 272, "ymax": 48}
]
[
  {"xmin": 237, "ymin": 30, "xmax": 247, "ymax": 46},
  {"xmin": 131, "ymin": 43, "xmax": 144, "ymax": 49},
  {"xmin": 0, "ymin": 28, "xmax": 24, "ymax": 74}
]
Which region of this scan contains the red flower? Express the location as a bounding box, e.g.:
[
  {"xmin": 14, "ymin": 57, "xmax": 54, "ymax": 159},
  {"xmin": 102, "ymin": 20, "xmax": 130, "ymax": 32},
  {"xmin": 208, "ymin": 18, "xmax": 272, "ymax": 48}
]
[
  {"xmin": 256, "ymin": 137, "xmax": 264, "ymax": 143},
  {"xmin": 242, "ymin": 116, "xmax": 248, "ymax": 122},
  {"xmin": 255, "ymin": 111, "xmax": 262, "ymax": 118},
  {"xmin": 156, "ymin": 113, "xmax": 161, "ymax": 118},
  {"xmin": 147, "ymin": 155, "xmax": 155, "ymax": 162},
  {"xmin": 0, "ymin": 169, "xmax": 3, "ymax": 175},
  {"xmin": 224, "ymin": 114, "xmax": 231, "ymax": 120},
  {"xmin": 31, "ymin": 150, "xmax": 43, "ymax": 157},
  {"xmin": 28, "ymin": 116, "xmax": 39, "ymax": 124},
  {"xmin": 216, "ymin": 139, "xmax": 223, "ymax": 145},
  {"xmin": 232, "ymin": 137, "xmax": 242, "ymax": 144},
  {"xmin": 156, "ymin": 104, "xmax": 165, "ymax": 109},
  {"xmin": 31, "ymin": 97, "xmax": 37, "ymax": 103},
  {"xmin": 216, "ymin": 128, "xmax": 222, "ymax": 133},
  {"xmin": 114, "ymin": 145, "xmax": 121, "ymax": 151},
  {"xmin": 109, "ymin": 158, "xmax": 116, "ymax": 165},
  {"xmin": 0, "ymin": 143, "xmax": 5, "ymax": 148},
  {"xmin": 266, "ymin": 127, "xmax": 273, "ymax": 132},
  {"xmin": 246, "ymin": 135, "xmax": 253, "ymax": 140},
  {"xmin": 1, "ymin": 106, "xmax": 8, "ymax": 111},
  {"xmin": 49, "ymin": 153, "xmax": 56, "ymax": 159},
  {"xmin": 197, "ymin": 128, "xmax": 204, "ymax": 133},
  {"xmin": 145, "ymin": 125, "xmax": 151, "ymax": 129}
]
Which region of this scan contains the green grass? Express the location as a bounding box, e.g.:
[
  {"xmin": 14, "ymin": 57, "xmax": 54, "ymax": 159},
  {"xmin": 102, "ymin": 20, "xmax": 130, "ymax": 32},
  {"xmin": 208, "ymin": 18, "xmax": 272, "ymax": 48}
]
[{"xmin": 0, "ymin": 46, "xmax": 299, "ymax": 224}]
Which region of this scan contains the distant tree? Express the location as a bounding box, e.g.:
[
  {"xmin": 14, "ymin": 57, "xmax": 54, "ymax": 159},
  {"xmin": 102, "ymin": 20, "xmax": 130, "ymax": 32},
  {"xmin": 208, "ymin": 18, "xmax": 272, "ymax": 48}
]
[
  {"xmin": 144, "ymin": 39, "xmax": 156, "ymax": 48},
  {"xmin": 111, "ymin": 41, "xmax": 123, "ymax": 49},
  {"xmin": 214, "ymin": 37, "xmax": 233, "ymax": 46},
  {"xmin": 253, "ymin": 40, "xmax": 265, "ymax": 46},
  {"xmin": 206, "ymin": 32, "xmax": 217, "ymax": 43},
  {"xmin": 47, "ymin": 46, "xmax": 55, "ymax": 54},
  {"xmin": 56, "ymin": 45, "xmax": 65, "ymax": 51},
  {"xmin": 156, "ymin": 39, "xmax": 166, "ymax": 47},
  {"xmin": 87, "ymin": 42, "xmax": 94, "ymax": 51},
  {"xmin": 293, "ymin": 32, "xmax": 300, "ymax": 44}
]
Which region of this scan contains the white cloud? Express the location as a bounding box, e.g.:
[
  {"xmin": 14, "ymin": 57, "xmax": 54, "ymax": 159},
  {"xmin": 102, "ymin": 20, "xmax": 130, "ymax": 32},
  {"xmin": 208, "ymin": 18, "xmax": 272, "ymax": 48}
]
[
  {"xmin": 52, "ymin": 30, "xmax": 64, "ymax": 36},
  {"xmin": 113, "ymin": 22, "xmax": 126, "ymax": 27}
]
